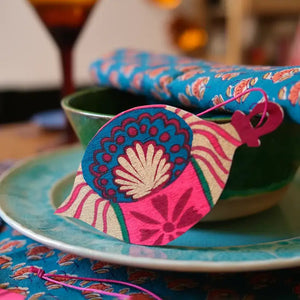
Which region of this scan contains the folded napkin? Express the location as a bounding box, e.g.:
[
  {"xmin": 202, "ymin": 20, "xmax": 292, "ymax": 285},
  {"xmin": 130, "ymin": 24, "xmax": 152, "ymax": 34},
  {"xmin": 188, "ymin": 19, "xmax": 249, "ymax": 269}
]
[{"xmin": 90, "ymin": 48, "xmax": 300, "ymax": 124}]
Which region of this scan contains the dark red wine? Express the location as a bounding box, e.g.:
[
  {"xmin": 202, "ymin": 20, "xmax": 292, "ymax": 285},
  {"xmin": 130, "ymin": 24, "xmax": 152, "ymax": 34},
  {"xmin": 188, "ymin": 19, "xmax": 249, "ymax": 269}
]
[{"xmin": 29, "ymin": 0, "xmax": 97, "ymax": 48}]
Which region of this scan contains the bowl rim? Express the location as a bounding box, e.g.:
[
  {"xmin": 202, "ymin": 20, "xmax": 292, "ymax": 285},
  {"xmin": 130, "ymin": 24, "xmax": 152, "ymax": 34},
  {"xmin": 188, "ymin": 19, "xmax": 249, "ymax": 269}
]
[
  {"xmin": 61, "ymin": 87, "xmax": 232, "ymax": 122},
  {"xmin": 61, "ymin": 87, "xmax": 115, "ymax": 120}
]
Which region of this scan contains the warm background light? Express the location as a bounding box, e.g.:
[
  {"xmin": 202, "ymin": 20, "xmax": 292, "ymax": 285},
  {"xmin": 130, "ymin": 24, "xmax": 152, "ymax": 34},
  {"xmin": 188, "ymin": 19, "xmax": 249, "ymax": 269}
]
[
  {"xmin": 169, "ymin": 16, "xmax": 208, "ymax": 53},
  {"xmin": 177, "ymin": 27, "xmax": 208, "ymax": 51},
  {"xmin": 149, "ymin": 0, "xmax": 181, "ymax": 10}
]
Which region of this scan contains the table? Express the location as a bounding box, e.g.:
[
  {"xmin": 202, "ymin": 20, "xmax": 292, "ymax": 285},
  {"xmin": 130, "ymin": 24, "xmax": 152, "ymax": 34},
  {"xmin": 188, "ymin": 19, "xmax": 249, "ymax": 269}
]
[
  {"xmin": 0, "ymin": 122, "xmax": 66, "ymax": 161},
  {"xmin": 0, "ymin": 122, "xmax": 299, "ymax": 300}
]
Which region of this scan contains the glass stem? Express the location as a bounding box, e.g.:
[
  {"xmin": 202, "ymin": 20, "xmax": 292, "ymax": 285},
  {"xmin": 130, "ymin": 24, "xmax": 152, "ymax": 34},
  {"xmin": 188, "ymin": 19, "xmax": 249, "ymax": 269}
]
[
  {"xmin": 60, "ymin": 45, "xmax": 77, "ymax": 143},
  {"xmin": 60, "ymin": 46, "xmax": 75, "ymax": 97}
]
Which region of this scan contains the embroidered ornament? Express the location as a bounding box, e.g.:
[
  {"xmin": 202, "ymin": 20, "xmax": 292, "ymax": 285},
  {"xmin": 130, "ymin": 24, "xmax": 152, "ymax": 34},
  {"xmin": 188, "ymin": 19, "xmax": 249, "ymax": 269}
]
[{"xmin": 56, "ymin": 93, "xmax": 284, "ymax": 246}]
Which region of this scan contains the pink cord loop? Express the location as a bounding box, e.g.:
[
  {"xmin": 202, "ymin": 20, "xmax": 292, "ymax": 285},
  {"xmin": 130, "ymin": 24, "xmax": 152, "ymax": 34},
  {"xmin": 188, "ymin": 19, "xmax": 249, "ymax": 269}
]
[
  {"xmin": 231, "ymin": 101, "xmax": 284, "ymax": 147},
  {"xmin": 31, "ymin": 266, "xmax": 162, "ymax": 300},
  {"xmin": 197, "ymin": 87, "xmax": 269, "ymax": 128},
  {"xmin": 30, "ymin": 266, "xmax": 45, "ymax": 278}
]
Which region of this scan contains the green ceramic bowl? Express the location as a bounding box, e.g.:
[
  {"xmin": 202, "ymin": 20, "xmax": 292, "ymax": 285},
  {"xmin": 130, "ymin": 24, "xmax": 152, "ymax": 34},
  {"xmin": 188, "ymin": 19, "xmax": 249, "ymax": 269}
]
[{"xmin": 62, "ymin": 87, "xmax": 300, "ymax": 221}]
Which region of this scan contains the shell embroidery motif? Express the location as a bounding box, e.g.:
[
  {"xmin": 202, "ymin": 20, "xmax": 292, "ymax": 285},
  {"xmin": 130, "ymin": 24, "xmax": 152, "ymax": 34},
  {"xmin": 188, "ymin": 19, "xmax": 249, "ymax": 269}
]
[{"xmin": 114, "ymin": 142, "xmax": 173, "ymax": 200}]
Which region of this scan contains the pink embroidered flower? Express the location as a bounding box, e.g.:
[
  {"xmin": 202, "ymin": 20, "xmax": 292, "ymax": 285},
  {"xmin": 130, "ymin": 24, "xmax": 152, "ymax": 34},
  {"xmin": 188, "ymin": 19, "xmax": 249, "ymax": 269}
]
[{"xmin": 130, "ymin": 188, "xmax": 202, "ymax": 245}]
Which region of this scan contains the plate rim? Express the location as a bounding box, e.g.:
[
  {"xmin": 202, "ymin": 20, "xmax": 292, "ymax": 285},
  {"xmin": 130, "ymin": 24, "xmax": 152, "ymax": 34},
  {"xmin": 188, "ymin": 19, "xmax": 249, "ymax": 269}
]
[{"xmin": 0, "ymin": 146, "xmax": 299, "ymax": 273}]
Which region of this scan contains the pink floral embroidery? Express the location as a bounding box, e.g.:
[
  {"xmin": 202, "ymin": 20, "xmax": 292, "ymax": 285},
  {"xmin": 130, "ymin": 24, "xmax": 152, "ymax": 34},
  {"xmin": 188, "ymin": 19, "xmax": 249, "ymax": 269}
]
[{"xmin": 130, "ymin": 188, "xmax": 202, "ymax": 244}]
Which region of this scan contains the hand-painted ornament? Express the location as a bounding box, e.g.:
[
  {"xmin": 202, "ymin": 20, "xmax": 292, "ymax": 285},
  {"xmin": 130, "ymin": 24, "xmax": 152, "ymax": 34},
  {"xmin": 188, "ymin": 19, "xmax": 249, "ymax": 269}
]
[{"xmin": 56, "ymin": 102, "xmax": 284, "ymax": 245}]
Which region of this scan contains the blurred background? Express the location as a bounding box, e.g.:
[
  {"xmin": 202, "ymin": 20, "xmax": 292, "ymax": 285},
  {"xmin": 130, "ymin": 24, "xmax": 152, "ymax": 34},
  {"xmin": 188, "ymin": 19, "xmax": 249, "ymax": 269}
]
[{"xmin": 0, "ymin": 0, "xmax": 299, "ymax": 124}]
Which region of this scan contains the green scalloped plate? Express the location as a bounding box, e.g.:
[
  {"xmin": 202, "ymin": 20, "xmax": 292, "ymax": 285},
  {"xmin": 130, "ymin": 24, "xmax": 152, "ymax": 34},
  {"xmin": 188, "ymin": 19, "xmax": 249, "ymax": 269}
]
[{"xmin": 0, "ymin": 146, "xmax": 299, "ymax": 272}]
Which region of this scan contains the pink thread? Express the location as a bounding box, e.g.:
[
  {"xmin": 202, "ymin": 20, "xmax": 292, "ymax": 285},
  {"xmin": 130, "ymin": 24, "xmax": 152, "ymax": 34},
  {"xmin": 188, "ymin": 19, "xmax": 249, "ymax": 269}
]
[
  {"xmin": 197, "ymin": 87, "xmax": 269, "ymax": 127},
  {"xmin": 102, "ymin": 202, "xmax": 111, "ymax": 233},
  {"xmin": 30, "ymin": 266, "xmax": 162, "ymax": 300},
  {"xmin": 74, "ymin": 190, "xmax": 96, "ymax": 218},
  {"xmin": 192, "ymin": 129, "xmax": 231, "ymax": 160},
  {"xmin": 192, "ymin": 146, "xmax": 229, "ymax": 174},
  {"xmin": 92, "ymin": 198, "xmax": 105, "ymax": 227},
  {"xmin": 192, "ymin": 154, "xmax": 226, "ymax": 188},
  {"xmin": 191, "ymin": 120, "xmax": 242, "ymax": 146},
  {"xmin": 55, "ymin": 182, "xmax": 87, "ymax": 213}
]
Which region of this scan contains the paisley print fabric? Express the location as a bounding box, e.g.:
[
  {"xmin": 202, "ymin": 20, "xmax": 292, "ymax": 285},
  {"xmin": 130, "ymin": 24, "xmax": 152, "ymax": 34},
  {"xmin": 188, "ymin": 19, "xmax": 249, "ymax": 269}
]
[
  {"xmin": 0, "ymin": 224, "xmax": 300, "ymax": 299},
  {"xmin": 90, "ymin": 49, "xmax": 300, "ymax": 124}
]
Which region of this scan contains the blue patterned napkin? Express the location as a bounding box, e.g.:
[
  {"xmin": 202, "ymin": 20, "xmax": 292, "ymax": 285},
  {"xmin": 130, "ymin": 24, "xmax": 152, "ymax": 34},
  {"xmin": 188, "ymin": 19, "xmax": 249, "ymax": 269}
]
[{"xmin": 90, "ymin": 49, "xmax": 300, "ymax": 123}]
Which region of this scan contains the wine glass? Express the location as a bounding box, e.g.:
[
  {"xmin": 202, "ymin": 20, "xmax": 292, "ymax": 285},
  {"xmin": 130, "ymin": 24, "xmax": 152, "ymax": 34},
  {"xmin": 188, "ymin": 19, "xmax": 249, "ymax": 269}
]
[{"xmin": 27, "ymin": 0, "xmax": 98, "ymax": 141}]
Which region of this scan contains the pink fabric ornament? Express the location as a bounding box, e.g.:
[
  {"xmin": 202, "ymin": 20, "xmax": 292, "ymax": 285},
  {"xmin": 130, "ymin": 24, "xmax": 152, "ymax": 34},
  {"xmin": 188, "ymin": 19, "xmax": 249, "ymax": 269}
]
[{"xmin": 56, "ymin": 89, "xmax": 284, "ymax": 246}]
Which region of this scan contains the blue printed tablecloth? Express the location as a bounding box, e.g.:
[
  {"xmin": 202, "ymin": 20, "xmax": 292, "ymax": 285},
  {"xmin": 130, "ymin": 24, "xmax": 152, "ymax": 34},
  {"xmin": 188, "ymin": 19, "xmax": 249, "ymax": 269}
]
[{"xmin": 0, "ymin": 222, "xmax": 300, "ymax": 299}]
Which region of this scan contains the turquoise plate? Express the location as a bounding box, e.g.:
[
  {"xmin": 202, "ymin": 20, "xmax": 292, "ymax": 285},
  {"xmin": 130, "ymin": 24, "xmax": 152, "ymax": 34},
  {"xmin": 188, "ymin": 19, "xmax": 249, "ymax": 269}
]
[{"xmin": 0, "ymin": 146, "xmax": 299, "ymax": 272}]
